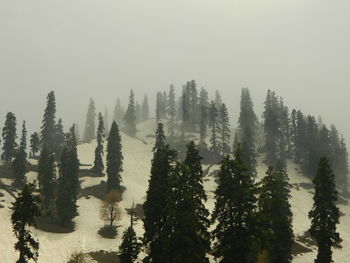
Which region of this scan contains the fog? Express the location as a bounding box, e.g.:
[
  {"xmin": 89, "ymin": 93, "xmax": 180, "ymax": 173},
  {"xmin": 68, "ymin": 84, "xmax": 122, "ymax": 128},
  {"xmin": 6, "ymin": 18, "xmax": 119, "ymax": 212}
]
[{"xmin": 0, "ymin": 0, "xmax": 349, "ymax": 141}]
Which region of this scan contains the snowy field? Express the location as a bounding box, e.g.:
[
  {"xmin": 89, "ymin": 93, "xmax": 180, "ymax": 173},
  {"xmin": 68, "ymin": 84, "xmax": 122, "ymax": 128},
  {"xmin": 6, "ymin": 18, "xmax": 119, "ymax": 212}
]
[{"xmin": 0, "ymin": 119, "xmax": 349, "ymax": 262}]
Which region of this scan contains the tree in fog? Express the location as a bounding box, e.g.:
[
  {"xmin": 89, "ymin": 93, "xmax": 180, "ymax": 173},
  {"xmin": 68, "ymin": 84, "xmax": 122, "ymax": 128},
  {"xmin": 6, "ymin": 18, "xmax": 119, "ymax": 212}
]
[
  {"xmin": 101, "ymin": 190, "xmax": 122, "ymax": 229},
  {"xmin": 2, "ymin": 112, "xmax": 17, "ymax": 162},
  {"xmin": 93, "ymin": 113, "xmax": 105, "ymax": 176},
  {"xmin": 309, "ymin": 157, "xmax": 342, "ymax": 263},
  {"xmin": 30, "ymin": 132, "xmax": 40, "ymax": 158},
  {"xmin": 13, "ymin": 121, "xmax": 27, "ymax": 184},
  {"xmin": 219, "ymin": 103, "xmax": 231, "ymax": 156},
  {"xmin": 209, "ymin": 101, "xmax": 220, "ymax": 157},
  {"xmin": 167, "ymin": 85, "xmax": 176, "ymax": 138},
  {"xmin": 124, "ymin": 90, "xmax": 137, "ymax": 137},
  {"xmin": 54, "ymin": 118, "xmax": 65, "ymax": 159},
  {"xmin": 106, "ymin": 121, "xmax": 123, "ymax": 190},
  {"xmin": 41, "ymin": 91, "xmax": 56, "ymax": 152},
  {"xmin": 83, "ymin": 98, "xmax": 96, "ymax": 142},
  {"xmin": 104, "ymin": 108, "xmax": 109, "ymax": 136},
  {"xmin": 113, "ymin": 98, "xmax": 125, "ymax": 125},
  {"xmin": 142, "ymin": 94, "xmax": 150, "ymax": 122}
]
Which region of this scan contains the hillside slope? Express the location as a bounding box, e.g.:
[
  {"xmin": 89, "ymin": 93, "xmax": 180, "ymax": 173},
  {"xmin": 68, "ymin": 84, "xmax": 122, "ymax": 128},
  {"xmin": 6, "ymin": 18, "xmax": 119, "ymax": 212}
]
[{"xmin": 0, "ymin": 119, "xmax": 349, "ymax": 262}]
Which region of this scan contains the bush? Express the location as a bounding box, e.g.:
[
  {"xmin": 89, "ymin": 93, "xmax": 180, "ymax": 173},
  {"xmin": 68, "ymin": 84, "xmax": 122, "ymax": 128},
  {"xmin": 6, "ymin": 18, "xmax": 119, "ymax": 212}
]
[{"xmin": 98, "ymin": 225, "xmax": 118, "ymax": 239}]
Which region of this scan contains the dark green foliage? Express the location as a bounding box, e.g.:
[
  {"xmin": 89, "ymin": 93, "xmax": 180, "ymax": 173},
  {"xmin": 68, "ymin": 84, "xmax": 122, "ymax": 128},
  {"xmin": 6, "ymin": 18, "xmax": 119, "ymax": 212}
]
[
  {"xmin": 199, "ymin": 105, "xmax": 208, "ymax": 148},
  {"xmin": 338, "ymin": 136, "xmax": 349, "ymax": 195},
  {"xmin": 160, "ymin": 163, "xmax": 209, "ymax": 263},
  {"xmin": 2, "ymin": 112, "xmax": 17, "ymax": 162},
  {"xmin": 124, "ymin": 90, "xmax": 137, "ymax": 137},
  {"xmin": 119, "ymin": 213, "xmax": 141, "ymax": 263},
  {"xmin": 54, "ymin": 118, "xmax": 65, "ymax": 159},
  {"xmin": 38, "ymin": 147, "xmax": 56, "ymax": 215},
  {"xmin": 83, "ymin": 98, "xmax": 96, "ymax": 142},
  {"xmin": 211, "ymin": 146, "xmax": 258, "ymax": 263},
  {"xmin": 106, "ymin": 121, "xmax": 123, "ymax": 191},
  {"xmin": 11, "ymin": 183, "xmax": 40, "ymax": 263},
  {"xmin": 309, "ymin": 157, "xmax": 342, "ymax": 263},
  {"xmin": 241, "ymin": 126, "xmax": 257, "ymax": 176},
  {"xmin": 258, "ymin": 166, "xmax": 294, "ymax": 263},
  {"xmin": 13, "ymin": 121, "xmax": 27, "ymax": 184},
  {"xmin": 30, "ymin": 132, "xmax": 40, "ymax": 158},
  {"xmin": 209, "ymin": 101, "xmax": 221, "ymax": 157},
  {"xmin": 238, "ymin": 87, "xmax": 258, "ymax": 139},
  {"xmin": 56, "ymin": 148, "xmax": 77, "ymax": 226},
  {"xmin": 167, "ymin": 85, "xmax": 176, "ymax": 138},
  {"xmin": 142, "ymin": 94, "xmax": 150, "ymax": 122},
  {"xmin": 41, "ymin": 91, "xmax": 56, "ymax": 152},
  {"xmin": 104, "ymin": 108, "xmax": 109, "ymax": 136},
  {"xmin": 153, "ymin": 123, "xmax": 166, "ymax": 152},
  {"xmin": 143, "ymin": 144, "xmax": 177, "ymax": 263},
  {"xmin": 93, "ymin": 113, "xmax": 105, "ymax": 175},
  {"xmin": 219, "ymin": 103, "xmax": 231, "ymax": 156},
  {"xmin": 263, "ymin": 90, "xmax": 280, "ymax": 166}
]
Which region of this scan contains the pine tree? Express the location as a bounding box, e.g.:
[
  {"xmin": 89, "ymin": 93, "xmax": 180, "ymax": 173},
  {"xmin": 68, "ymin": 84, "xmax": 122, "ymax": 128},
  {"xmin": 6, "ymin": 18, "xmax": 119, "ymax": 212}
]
[
  {"xmin": 56, "ymin": 147, "xmax": 77, "ymax": 226},
  {"xmin": 106, "ymin": 121, "xmax": 123, "ymax": 191},
  {"xmin": 241, "ymin": 126, "xmax": 257, "ymax": 176},
  {"xmin": 135, "ymin": 101, "xmax": 142, "ymax": 123},
  {"xmin": 232, "ymin": 132, "xmax": 239, "ymax": 153},
  {"xmin": 160, "ymin": 162, "xmax": 209, "ymax": 263},
  {"xmin": 124, "ymin": 90, "xmax": 137, "ymax": 137},
  {"xmin": 41, "ymin": 91, "xmax": 56, "ymax": 152},
  {"xmin": 167, "ymin": 85, "xmax": 176, "ymax": 138},
  {"xmin": 142, "ymin": 94, "xmax": 150, "ymax": 122},
  {"xmin": 113, "ymin": 98, "xmax": 125, "ymax": 125},
  {"xmin": 143, "ymin": 145, "xmax": 177, "ymax": 263},
  {"xmin": 189, "ymin": 80, "xmax": 199, "ymax": 128},
  {"xmin": 209, "ymin": 101, "xmax": 220, "ymax": 157},
  {"xmin": 65, "ymin": 125, "xmax": 80, "ymax": 200},
  {"xmin": 30, "ymin": 132, "xmax": 40, "ymax": 158},
  {"xmin": 338, "ymin": 136, "xmax": 349, "ymax": 195},
  {"xmin": 11, "ymin": 183, "xmax": 40, "ymax": 263},
  {"xmin": 238, "ymin": 87, "xmax": 258, "ymax": 139},
  {"xmin": 119, "ymin": 212, "xmax": 141, "ymax": 263},
  {"xmin": 104, "ymin": 108, "xmax": 109, "ymax": 136},
  {"xmin": 258, "ymin": 166, "xmax": 294, "ymax": 263},
  {"xmin": 153, "ymin": 123, "xmax": 166, "ymax": 152},
  {"xmin": 263, "ymin": 90, "xmax": 279, "ymax": 166},
  {"xmin": 13, "ymin": 121, "xmax": 27, "ymax": 185},
  {"xmin": 2, "ymin": 112, "xmax": 17, "ymax": 162},
  {"xmin": 309, "ymin": 157, "xmax": 342, "ymax": 263},
  {"xmin": 199, "ymin": 105, "xmax": 208, "ymax": 148},
  {"xmin": 54, "ymin": 118, "xmax": 65, "ymax": 159},
  {"xmin": 219, "ymin": 103, "xmax": 231, "ymax": 156},
  {"xmin": 214, "ymin": 90, "xmax": 222, "ymax": 109},
  {"xmin": 83, "ymin": 98, "xmax": 96, "ymax": 142},
  {"xmin": 93, "ymin": 113, "xmax": 105, "ymax": 175},
  {"xmin": 211, "ymin": 146, "xmax": 258, "ymax": 263},
  {"xmin": 181, "ymin": 86, "xmax": 191, "ymax": 136},
  {"xmin": 38, "ymin": 147, "xmax": 56, "ymax": 215}
]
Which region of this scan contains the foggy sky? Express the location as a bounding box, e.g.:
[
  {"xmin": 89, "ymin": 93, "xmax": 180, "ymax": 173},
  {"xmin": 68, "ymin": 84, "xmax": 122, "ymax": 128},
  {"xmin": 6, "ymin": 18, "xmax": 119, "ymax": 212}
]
[{"xmin": 0, "ymin": 0, "xmax": 349, "ymax": 141}]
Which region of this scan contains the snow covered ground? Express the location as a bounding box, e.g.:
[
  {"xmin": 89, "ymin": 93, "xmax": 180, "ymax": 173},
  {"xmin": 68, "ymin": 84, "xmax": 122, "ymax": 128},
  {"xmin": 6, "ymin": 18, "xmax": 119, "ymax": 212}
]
[{"xmin": 0, "ymin": 119, "xmax": 349, "ymax": 262}]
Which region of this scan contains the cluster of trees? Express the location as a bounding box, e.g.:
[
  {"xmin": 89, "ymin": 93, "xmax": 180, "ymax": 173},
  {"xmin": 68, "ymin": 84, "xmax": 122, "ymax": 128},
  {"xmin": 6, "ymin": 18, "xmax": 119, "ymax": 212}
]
[
  {"xmin": 83, "ymin": 91, "xmax": 150, "ymax": 141},
  {"xmin": 262, "ymin": 90, "xmax": 349, "ymax": 194}
]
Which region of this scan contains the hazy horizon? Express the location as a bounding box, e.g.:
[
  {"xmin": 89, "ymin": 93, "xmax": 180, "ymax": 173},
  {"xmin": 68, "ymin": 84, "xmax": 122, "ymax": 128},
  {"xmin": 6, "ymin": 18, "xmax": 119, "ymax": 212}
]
[{"xmin": 1, "ymin": 0, "xmax": 349, "ymax": 142}]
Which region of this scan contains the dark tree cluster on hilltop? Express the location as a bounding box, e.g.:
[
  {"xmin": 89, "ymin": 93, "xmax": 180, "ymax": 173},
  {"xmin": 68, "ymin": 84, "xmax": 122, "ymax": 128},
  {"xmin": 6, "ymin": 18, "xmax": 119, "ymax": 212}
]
[{"xmin": 262, "ymin": 89, "xmax": 349, "ymax": 194}]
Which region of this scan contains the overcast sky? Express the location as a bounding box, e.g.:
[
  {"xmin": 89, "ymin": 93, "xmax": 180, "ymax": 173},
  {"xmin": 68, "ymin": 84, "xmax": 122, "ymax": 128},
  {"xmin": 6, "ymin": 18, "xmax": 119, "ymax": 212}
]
[{"xmin": 0, "ymin": 0, "xmax": 349, "ymax": 141}]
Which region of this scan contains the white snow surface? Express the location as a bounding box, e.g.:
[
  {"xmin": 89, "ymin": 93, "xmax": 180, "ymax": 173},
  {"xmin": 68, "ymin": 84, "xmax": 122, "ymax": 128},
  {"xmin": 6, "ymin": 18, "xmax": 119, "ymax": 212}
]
[{"xmin": 0, "ymin": 119, "xmax": 349, "ymax": 262}]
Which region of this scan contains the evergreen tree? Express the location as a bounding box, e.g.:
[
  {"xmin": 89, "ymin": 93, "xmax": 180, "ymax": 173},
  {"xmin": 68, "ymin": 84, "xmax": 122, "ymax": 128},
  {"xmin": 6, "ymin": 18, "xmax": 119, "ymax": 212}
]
[
  {"xmin": 219, "ymin": 103, "xmax": 231, "ymax": 156},
  {"xmin": 104, "ymin": 108, "xmax": 109, "ymax": 136},
  {"xmin": 41, "ymin": 91, "xmax": 56, "ymax": 152},
  {"xmin": 30, "ymin": 132, "xmax": 40, "ymax": 158},
  {"xmin": 106, "ymin": 121, "xmax": 123, "ymax": 190},
  {"xmin": 38, "ymin": 147, "xmax": 56, "ymax": 215},
  {"xmin": 295, "ymin": 110, "xmax": 306, "ymax": 164},
  {"xmin": 167, "ymin": 85, "xmax": 176, "ymax": 138},
  {"xmin": 303, "ymin": 116, "xmax": 320, "ymax": 176},
  {"xmin": 135, "ymin": 101, "xmax": 142, "ymax": 123},
  {"xmin": 2, "ymin": 112, "xmax": 17, "ymax": 162},
  {"xmin": 56, "ymin": 147, "xmax": 77, "ymax": 226},
  {"xmin": 156, "ymin": 91, "xmax": 167, "ymax": 124},
  {"xmin": 232, "ymin": 132, "xmax": 239, "ymax": 153},
  {"xmin": 199, "ymin": 105, "xmax": 208, "ymax": 148},
  {"xmin": 11, "ymin": 183, "xmax": 40, "ymax": 263},
  {"xmin": 113, "ymin": 98, "xmax": 125, "ymax": 125},
  {"xmin": 83, "ymin": 98, "xmax": 96, "ymax": 142},
  {"xmin": 142, "ymin": 94, "xmax": 150, "ymax": 122},
  {"xmin": 189, "ymin": 80, "xmax": 199, "ymax": 127},
  {"xmin": 143, "ymin": 145, "xmax": 177, "ymax": 263},
  {"xmin": 209, "ymin": 101, "xmax": 220, "ymax": 157},
  {"xmin": 199, "ymin": 87, "xmax": 209, "ymax": 110},
  {"xmin": 238, "ymin": 87, "xmax": 258, "ymax": 139},
  {"xmin": 65, "ymin": 125, "xmax": 80, "ymax": 200},
  {"xmin": 119, "ymin": 212, "xmax": 141, "ymax": 263},
  {"xmin": 93, "ymin": 113, "xmax": 105, "ymax": 175},
  {"xmin": 13, "ymin": 121, "xmax": 27, "ymax": 184},
  {"xmin": 153, "ymin": 123, "xmax": 166, "ymax": 152},
  {"xmin": 211, "ymin": 146, "xmax": 258, "ymax": 263},
  {"xmin": 160, "ymin": 162, "xmax": 209, "ymax": 263},
  {"xmin": 262, "ymin": 90, "xmax": 279, "ymax": 166},
  {"xmin": 124, "ymin": 90, "xmax": 137, "ymax": 137},
  {"xmin": 241, "ymin": 126, "xmax": 257, "ymax": 176},
  {"xmin": 309, "ymin": 157, "xmax": 342, "ymax": 263},
  {"xmin": 214, "ymin": 90, "xmax": 222, "ymax": 109},
  {"xmin": 258, "ymin": 166, "xmax": 294, "ymax": 263},
  {"xmin": 338, "ymin": 136, "xmax": 349, "ymax": 195},
  {"xmin": 181, "ymin": 85, "xmax": 191, "ymax": 135},
  {"xmin": 54, "ymin": 118, "xmax": 65, "ymax": 159}
]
